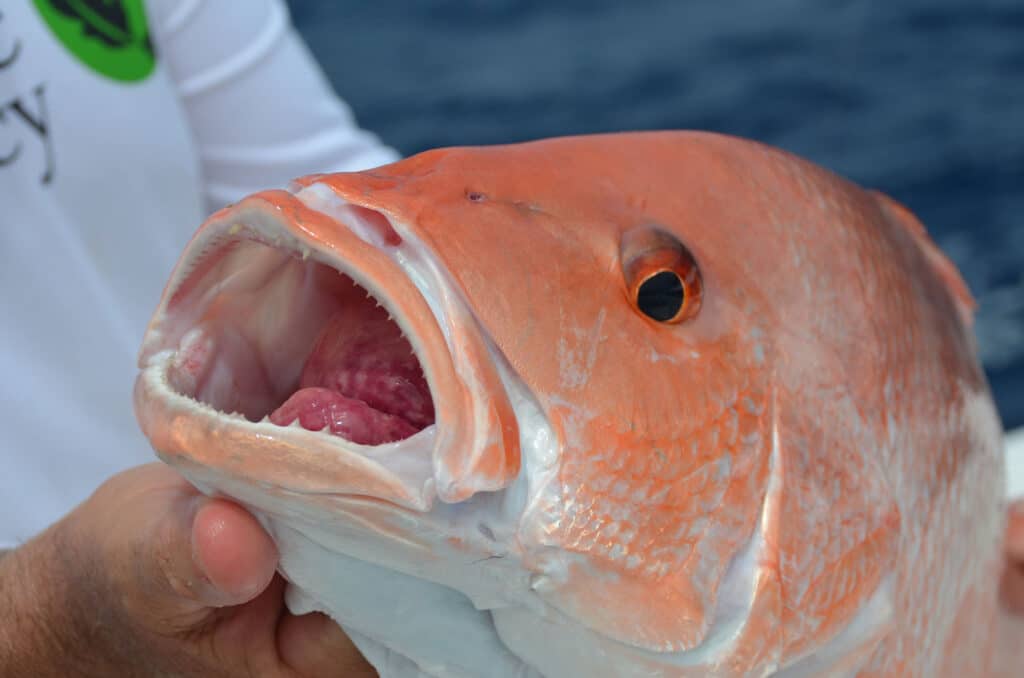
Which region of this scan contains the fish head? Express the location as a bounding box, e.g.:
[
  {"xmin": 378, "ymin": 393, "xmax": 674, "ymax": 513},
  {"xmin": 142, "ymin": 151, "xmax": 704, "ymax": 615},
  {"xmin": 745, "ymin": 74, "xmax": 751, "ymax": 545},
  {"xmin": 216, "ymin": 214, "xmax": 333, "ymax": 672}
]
[{"xmin": 136, "ymin": 132, "xmax": 987, "ymax": 675}]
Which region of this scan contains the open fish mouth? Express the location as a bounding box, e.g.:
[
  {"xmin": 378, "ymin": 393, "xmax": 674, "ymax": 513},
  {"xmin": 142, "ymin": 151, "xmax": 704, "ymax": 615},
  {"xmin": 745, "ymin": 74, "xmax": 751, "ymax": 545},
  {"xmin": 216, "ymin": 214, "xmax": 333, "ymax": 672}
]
[
  {"xmin": 158, "ymin": 236, "xmax": 434, "ymax": 446},
  {"xmin": 133, "ymin": 187, "xmax": 484, "ymax": 511}
]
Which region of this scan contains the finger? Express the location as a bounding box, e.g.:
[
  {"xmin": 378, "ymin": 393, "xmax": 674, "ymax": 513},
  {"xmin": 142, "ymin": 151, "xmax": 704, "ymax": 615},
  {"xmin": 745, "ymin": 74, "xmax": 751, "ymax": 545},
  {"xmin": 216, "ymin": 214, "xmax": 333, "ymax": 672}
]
[
  {"xmin": 192, "ymin": 499, "xmax": 278, "ymax": 604},
  {"xmin": 1000, "ymin": 559, "xmax": 1024, "ymax": 615},
  {"xmin": 1002, "ymin": 500, "xmax": 1024, "ymax": 615},
  {"xmin": 278, "ymin": 610, "xmax": 377, "ymax": 677},
  {"xmin": 1006, "ymin": 499, "xmax": 1024, "ymax": 560},
  {"xmin": 117, "ymin": 465, "xmax": 278, "ymax": 608},
  {"xmin": 121, "ymin": 487, "xmax": 276, "ymax": 624},
  {"xmin": 201, "ymin": 573, "xmax": 293, "ymax": 674}
]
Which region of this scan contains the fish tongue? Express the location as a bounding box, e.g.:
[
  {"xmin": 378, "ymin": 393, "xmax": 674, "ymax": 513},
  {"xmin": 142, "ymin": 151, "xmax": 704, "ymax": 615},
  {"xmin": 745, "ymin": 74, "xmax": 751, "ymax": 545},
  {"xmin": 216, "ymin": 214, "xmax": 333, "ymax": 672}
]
[
  {"xmin": 269, "ymin": 387, "xmax": 418, "ymax": 445},
  {"xmin": 268, "ymin": 302, "xmax": 434, "ymax": 443}
]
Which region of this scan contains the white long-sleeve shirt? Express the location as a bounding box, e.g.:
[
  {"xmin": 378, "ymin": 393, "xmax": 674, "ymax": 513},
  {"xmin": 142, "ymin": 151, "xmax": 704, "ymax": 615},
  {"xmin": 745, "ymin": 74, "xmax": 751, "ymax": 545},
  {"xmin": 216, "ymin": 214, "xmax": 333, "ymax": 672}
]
[{"xmin": 0, "ymin": 0, "xmax": 398, "ymax": 547}]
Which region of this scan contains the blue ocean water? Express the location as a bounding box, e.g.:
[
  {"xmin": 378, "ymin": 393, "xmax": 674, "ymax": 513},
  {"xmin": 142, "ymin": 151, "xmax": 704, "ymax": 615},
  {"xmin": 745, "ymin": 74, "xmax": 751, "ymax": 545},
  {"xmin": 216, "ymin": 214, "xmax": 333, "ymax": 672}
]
[{"xmin": 288, "ymin": 0, "xmax": 1024, "ymax": 428}]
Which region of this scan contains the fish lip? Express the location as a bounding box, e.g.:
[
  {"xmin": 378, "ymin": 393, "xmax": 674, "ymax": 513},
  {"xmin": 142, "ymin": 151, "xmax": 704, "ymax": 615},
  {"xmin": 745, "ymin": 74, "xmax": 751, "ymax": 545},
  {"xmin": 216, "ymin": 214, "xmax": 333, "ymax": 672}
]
[{"xmin": 134, "ymin": 191, "xmax": 457, "ymax": 513}]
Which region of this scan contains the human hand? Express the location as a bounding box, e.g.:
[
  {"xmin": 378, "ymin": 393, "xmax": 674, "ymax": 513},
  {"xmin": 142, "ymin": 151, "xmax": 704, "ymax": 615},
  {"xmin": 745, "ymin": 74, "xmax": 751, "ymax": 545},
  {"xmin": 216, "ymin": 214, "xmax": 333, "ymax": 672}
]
[
  {"xmin": 0, "ymin": 463, "xmax": 376, "ymax": 677},
  {"xmin": 1002, "ymin": 498, "xmax": 1024, "ymax": 615}
]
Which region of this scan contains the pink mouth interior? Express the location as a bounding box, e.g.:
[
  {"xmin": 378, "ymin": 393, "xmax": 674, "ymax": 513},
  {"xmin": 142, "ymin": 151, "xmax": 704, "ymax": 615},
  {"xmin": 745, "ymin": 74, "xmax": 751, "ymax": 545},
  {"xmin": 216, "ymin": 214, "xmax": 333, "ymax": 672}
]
[
  {"xmin": 268, "ymin": 302, "xmax": 434, "ymax": 445},
  {"xmin": 166, "ymin": 237, "xmax": 434, "ymax": 446}
]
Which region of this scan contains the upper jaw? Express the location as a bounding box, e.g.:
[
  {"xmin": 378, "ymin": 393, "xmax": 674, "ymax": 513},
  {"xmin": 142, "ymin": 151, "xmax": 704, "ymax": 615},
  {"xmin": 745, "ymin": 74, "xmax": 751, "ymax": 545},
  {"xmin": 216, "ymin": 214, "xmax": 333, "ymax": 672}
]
[
  {"xmin": 134, "ymin": 193, "xmax": 445, "ymax": 510},
  {"xmin": 135, "ymin": 185, "xmax": 517, "ymax": 512}
]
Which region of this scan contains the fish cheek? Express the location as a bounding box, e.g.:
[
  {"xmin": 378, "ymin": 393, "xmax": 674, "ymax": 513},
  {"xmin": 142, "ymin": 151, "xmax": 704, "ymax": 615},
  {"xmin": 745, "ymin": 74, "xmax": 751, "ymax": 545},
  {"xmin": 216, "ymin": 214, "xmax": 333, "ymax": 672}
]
[{"xmin": 527, "ymin": 371, "xmax": 772, "ymax": 653}]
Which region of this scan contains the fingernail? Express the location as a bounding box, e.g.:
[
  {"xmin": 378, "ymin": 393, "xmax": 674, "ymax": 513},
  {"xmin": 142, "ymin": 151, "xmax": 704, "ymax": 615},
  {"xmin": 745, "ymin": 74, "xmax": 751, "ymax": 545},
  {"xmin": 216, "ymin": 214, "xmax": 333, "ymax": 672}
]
[
  {"xmin": 188, "ymin": 499, "xmax": 239, "ymax": 606},
  {"xmin": 190, "ymin": 500, "xmax": 274, "ymax": 606}
]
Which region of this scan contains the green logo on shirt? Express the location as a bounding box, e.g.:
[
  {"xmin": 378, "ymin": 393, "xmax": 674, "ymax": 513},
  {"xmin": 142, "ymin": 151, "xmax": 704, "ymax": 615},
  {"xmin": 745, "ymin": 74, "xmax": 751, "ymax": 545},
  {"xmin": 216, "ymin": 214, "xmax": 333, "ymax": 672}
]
[{"xmin": 33, "ymin": 0, "xmax": 155, "ymax": 82}]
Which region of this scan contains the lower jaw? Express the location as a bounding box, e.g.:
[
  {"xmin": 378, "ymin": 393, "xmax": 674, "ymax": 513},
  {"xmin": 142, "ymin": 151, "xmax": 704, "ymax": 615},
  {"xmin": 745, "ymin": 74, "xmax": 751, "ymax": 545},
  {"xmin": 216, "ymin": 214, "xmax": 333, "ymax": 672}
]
[{"xmin": 134, "ymin": 348, "xmax": 441, "ymax": 512}]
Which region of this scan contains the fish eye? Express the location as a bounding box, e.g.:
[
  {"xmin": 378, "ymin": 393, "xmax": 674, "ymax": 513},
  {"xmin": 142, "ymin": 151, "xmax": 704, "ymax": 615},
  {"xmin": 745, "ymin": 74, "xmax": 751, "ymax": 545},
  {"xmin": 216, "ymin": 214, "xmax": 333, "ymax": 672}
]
[
  {"xmin": 636, "ymin": 270, "xmax": 685, "ymax": 321},
  {"xmin": 621, "ymin": 226, "xmax": 702, "ymax": 324}
]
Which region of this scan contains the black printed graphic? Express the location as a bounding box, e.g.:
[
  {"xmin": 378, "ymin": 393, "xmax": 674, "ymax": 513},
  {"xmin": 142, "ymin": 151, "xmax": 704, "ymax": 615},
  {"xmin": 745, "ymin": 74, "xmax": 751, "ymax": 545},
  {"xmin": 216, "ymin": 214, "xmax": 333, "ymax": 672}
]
[
  {"xmin": 1, "ymin": 86, "xmax": 54, "ymax": 184},
  {"xmin": 0, "ymin": 11, "xmax": 22, "ymax": 69},
  {"xmin": 0, "ymin": 108, "xmax": 21, "ymax": 166},
  {"xmin": 49, "ymin": 0, "xmax": 152, "ymax": 55},
  {"xmin": 33, "ymin": 0, "xmax": 155, "ymax": 82}
]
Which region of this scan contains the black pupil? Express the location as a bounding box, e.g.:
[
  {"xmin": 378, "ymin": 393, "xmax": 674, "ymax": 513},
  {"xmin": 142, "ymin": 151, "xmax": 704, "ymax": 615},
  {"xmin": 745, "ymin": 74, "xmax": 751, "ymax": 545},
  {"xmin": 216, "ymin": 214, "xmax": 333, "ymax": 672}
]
[{"xmin": 637, "ymin": 270, "xmax": 684, "ymax": 321}]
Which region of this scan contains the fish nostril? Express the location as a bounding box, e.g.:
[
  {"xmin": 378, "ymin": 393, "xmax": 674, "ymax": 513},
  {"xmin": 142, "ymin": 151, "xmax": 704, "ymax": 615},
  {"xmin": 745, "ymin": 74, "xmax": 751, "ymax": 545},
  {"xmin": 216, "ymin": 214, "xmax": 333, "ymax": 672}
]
[{"xmin": 478, "ymin": 523, "xmax": 496, "ymax": 541}]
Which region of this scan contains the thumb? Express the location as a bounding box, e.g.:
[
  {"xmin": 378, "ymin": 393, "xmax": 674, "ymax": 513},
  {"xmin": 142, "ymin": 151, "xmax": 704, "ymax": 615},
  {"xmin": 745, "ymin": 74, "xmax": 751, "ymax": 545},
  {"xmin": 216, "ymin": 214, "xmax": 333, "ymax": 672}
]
[
  {"xmin": 125, "ymin": 486, "xmax": 278, "ymax": 623},
  {"xmin": 191, "ymin": 498, "xmax": 279, "ymax": 605}
]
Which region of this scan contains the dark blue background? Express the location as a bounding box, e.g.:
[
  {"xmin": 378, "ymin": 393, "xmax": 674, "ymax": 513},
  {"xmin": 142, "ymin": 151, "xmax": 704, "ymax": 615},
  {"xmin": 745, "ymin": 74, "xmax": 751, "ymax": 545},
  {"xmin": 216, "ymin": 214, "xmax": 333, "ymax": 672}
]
[{"xmin": 288, "ymin": 0, "xmax": 1023, "ymax": 429}]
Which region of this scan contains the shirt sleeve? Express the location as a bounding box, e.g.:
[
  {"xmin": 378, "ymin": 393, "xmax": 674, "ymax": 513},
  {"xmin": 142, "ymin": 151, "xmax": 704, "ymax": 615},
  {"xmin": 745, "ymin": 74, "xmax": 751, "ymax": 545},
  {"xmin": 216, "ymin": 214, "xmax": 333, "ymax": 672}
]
[{"xmin": 145, "ymin": 0, "xmax": 400, "ymax": 213}]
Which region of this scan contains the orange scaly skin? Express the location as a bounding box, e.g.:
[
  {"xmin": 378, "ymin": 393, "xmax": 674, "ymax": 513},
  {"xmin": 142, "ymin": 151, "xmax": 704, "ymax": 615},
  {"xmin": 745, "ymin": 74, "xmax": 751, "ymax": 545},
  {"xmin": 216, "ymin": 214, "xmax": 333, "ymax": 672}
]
[{"xmin": 136, "ymin": 132, "xmax": 1016, "ymax": 677}]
